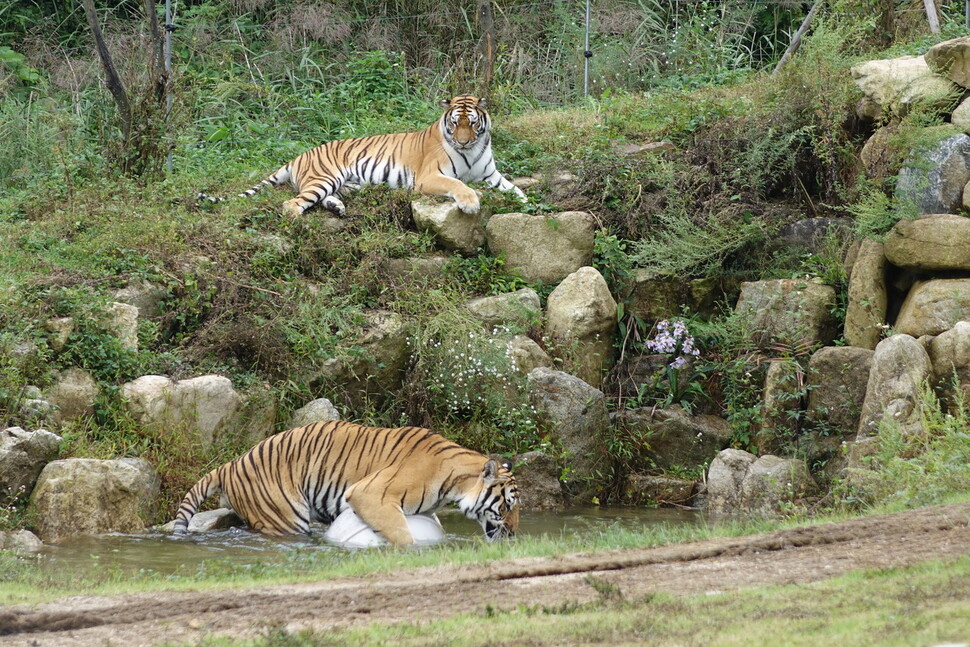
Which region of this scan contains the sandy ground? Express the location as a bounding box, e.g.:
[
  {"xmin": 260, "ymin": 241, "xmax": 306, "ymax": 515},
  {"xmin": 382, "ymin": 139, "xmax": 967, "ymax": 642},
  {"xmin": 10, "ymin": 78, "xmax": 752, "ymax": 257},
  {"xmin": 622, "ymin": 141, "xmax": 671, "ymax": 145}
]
[{"xmin": 2, "ymin": 501, "xmax": 969, "ymax": 646}]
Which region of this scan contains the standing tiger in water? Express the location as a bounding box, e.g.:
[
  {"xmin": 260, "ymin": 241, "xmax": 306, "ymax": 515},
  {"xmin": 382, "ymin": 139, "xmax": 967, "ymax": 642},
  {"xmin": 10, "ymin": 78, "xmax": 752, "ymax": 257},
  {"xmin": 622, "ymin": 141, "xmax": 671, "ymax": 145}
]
[
  {"xmin": 200, "ymin": 94, "xmax": 527, "ymax": 217},
  {"xmin": 172, "ymin": 420, "xmax": 519, "ymax": 545}
]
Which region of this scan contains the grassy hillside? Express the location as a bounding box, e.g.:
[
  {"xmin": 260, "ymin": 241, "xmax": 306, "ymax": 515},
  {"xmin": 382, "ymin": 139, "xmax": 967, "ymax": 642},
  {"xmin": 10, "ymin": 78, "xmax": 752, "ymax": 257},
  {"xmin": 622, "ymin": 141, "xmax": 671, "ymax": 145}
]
[{"xmin": 2, "ymin": 1, "xmax": 970, "ymax": 524}]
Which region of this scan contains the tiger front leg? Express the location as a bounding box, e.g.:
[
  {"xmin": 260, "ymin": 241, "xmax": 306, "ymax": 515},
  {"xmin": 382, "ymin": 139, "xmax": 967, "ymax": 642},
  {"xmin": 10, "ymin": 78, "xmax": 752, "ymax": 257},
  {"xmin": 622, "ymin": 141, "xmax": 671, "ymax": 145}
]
[
  {"xmin": 416, "ymin": 174, "xmax": 480, "ymax": 214},
  {"xmin": 345, "ymin": 478, "xmax": 414, "ymax": 546}
]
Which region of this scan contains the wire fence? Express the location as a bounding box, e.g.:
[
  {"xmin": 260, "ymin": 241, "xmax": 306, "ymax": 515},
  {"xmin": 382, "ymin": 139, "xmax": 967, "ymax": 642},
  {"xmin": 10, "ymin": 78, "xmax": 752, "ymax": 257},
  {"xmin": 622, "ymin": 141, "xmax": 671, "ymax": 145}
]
[{"xmin": 157, "ymin": 0, "xmax": 825, "ymax": 105}]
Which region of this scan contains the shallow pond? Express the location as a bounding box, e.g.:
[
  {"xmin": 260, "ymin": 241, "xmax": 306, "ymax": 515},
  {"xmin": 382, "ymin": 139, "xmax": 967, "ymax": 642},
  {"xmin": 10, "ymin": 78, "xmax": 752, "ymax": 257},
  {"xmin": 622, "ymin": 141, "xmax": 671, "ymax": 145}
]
[{"xmin": 27, "ymin": 507, "xmax": 700, "ymax": 580}]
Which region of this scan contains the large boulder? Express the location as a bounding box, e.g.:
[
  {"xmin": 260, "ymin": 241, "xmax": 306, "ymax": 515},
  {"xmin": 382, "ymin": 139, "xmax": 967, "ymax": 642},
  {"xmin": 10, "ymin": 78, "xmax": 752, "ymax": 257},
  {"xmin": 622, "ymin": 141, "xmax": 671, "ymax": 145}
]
[
  {"xmin": 895, "ymin": 279, "xmax": 970, "ymax": 337},
  {"xmin": 28, "ymin": 458, "xmax": 159, "ymax": 542},
  {"xmin": 626, "ymin": 271, "xmax": 732, "ymax": 323},
  {"xmin": 927, "ymin": 320, "xmax": 970, "ymax": 414},
  {"xmin": 311, "ymin": 310, "xmax": 410, "ymax": 410},
  {"xmin": 511, "ymin": 451, "xmax": 564, "ymax": 511},
  {"xmin": 884, "ymin": 214, "xmax": 970, "ymax": 272},
  {"xmin": 844, "ymin": 238, "xmax": 887, "ymax": 349},
  {"xmin": 285, "ymin": 398, "xmax": 341, "ymax": 430},
  {"xmin": 850, "ymin": 55, "xmax": 957, "ymax": 117},
  {"xmin": 896, "ymin": 132, "xmax": 970, "ymax": 215},
  {"xmin": 856, "ymin": 334, "xmax": 933, "ymax": 439},
  {"xmin": 737, "ymin": 455, "xmax": 818, "ymax": 516},
  {"xmin": 465, "ymin": 288, "xmax": 541, "ymax": 330},
  {"xmin": 527, "ymin": 367, "xmax": 609, "ymax": 499},
  {"xmin": 45, "ymin": 368, "xmax": 100, "ymax": 426},
  {"xmin": 105, "ymin": 302, "xmax": 140, "ymax": 352},
  {"xmin": 0, "ymin": 427, "xmax": 62, "ymax": 502},
  {"xmin": 925, "ymin": 35, "xmax": 970, "ymax": 89},
  {"xmin": 612, "ymin": 407, "xmax": 732, "ymax": 470},
  {"xmin": 806, "ymin": 346, "xmax": 874, "ymax": 437},
  {"xmin": 485, "ymin": 211, "xmax": 595, "ymax": 284},
  {"xmin": 121, "ymin": 375, "xmax": 273, "ymax": 447},
  {"xmin": 625, "ymin": 474, "xmax": 695, "ymax": 506},
  {"xmin": 506, "ymin": 334, "xmax": 553, "ymax": 374},
  {"xmin": 544, "ymin": 267, "xmax": 617, "ymax": 387},
  {"xmin": 113, "ymin": 278, "xmax": 168, "ymax": 319},
  {"xmin": 706, "ymin": 449, "xmax": 817, "ymax": 516},
  {"xmin": 953, "ymin": 97, "xmax": 970, "ymax": 134},
  {"xmin": 756, "ymin": 360, "xmax": 802, "ymax": 455},
  {"xmin": 734, "ymin": 278, "xmax": 838, "ymax": 349},
  {"xmin": 411, "ymin": 199, "xmax": 485, "ymax": 254}
]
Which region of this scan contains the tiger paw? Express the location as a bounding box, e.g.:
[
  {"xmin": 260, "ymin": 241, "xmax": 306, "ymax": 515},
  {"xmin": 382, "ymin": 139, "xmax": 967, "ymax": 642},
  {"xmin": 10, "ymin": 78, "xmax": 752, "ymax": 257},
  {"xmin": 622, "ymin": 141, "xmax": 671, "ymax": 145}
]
[
  {"xmin": 322, "ymin": 196, "xmax": 346, "ymax": 217},
  {"xmin": 282, "ymin": 200, "xmax": 304, "ymax": 217},
  {"xmin": 455, "ymin": 193, "xmax": 481, "ymax": 214}
]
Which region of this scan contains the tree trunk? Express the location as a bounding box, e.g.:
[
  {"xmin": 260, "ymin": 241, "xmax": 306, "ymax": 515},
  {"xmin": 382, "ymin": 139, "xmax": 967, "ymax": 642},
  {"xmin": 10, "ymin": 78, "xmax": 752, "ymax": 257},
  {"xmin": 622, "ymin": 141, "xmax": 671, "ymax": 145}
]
[{"xmin": 81, "ymin": 0, "xmax": 132, "ymax": 141}]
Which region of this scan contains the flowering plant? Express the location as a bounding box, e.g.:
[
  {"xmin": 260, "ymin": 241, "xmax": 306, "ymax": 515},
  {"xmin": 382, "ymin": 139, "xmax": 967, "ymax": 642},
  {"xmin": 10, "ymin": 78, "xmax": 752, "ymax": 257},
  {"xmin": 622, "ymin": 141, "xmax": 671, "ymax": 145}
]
[{"xmin": 641, "ymin": 319, "xmax": 708, "ymax": 412}]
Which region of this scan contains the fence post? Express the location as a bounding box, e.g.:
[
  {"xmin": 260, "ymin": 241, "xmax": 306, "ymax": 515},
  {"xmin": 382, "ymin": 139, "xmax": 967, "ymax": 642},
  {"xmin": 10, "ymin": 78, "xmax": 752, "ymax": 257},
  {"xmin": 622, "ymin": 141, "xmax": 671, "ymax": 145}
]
[
  {"xmin": 583, "ymin": 0, "xmax": 591, "ymax": 97},
  {"xmin": 923, "ymin": 0, "xmax": 941, "ymax": 33},
  {"xmin": 478, "ymin": 0, "xmax": 495, "ymax": 99}
]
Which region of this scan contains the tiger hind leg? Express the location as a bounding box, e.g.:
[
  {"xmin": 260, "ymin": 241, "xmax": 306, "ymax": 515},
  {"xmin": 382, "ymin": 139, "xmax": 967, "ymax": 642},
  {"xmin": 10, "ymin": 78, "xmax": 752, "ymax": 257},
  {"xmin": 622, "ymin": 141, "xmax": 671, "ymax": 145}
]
[{"xmin": 283, "ymin": 192, "xmax": 346, "ymax": 217}]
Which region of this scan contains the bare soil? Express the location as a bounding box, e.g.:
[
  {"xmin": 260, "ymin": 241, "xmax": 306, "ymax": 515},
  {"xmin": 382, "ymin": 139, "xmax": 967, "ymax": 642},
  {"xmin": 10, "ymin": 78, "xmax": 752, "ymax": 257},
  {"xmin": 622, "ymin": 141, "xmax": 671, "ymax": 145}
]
[{"xmin": 3, "ymin": 502, "xmax": 970, "ymax": 646}]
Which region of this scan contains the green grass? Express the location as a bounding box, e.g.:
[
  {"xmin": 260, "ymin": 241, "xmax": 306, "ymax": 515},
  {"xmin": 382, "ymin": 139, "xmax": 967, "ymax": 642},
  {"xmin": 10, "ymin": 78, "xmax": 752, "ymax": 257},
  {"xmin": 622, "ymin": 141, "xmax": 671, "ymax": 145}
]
[{"xmin": 183, "ymin": 555, "xmax": 970, "ymax": 647}]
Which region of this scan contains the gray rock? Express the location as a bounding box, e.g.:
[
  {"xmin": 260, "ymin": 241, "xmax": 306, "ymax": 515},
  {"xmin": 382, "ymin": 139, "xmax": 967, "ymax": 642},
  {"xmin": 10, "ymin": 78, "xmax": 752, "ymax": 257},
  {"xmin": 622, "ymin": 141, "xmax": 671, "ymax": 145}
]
[
  {"xmin": 28, "ymin": 458, "xmax": 159, "ymax": 542},
  {"xmin": 806, "ymin": 346, "xmax": 874, "ymax": 437},
  {"xmin": 895, "ymin": 279, "xmax": 970, "ymax": 337},
  {"xmin": 856, "ymin": 334, "xmax": 933, "ymax": 439},
  {"xmin": 485, "ymin": 211, "xmax": 595, "ymax": 284},
  {"xmin": 465, "ymin": 288, "xmax": 541, "ymax": 330},
  {"xmin": 0, "ymin": 529, "xmax": 43, "ymax": 554},
  {"xmin": 613, "ymin": 407, "xmax": 732, "ymax": 471},
  {"xmin": 512, "ymin": 451, "xmax": 564, "ymax": 511},
  {"xmin": 844, "ymin": 238, "xmax": 887, "ymax": 349},
  {"xmin": 706, "ymin": 448, "xmax": 757, "ymax": 515},
  {"xmin": 850, "ymin": 55, "xmax": 956, "ymax": 117},
  {"xmin": 896, "ymin": 132, "xmax": 970, "ymax": 215},
  {"xmin": 286, "ymin": 398, "xmax": 341, "ymax": 429},
  {"xmin": 45, "ymin": 368, "xmax": 100, "ymax": 426},
  {"xmin": 527, "ymin": 367, "xmax": 609, "ymax": 500},
  {"xmin": 312, "ymin": 310, "xmax": 410, "ymax": 410},
  {"xmin": 411, "ymin": 199, "xmax": 485, "ymax": 254},
  {"xmin": 506, "ymin": 334, "xmax": 553, "ymax": 374},
  {"xmin": 884, "ymin": 214, "xmax": 970, "ymax": 272},
  {"xmin": 928, "ymin": 320, "xmax": 970, "ymax": 414},
  {"xmin": 925, "ymin": 35, "xmax": 970, "ymax": 89},
  {"xmin": 0, "ymin": 427, "xmax": 61, "ymax": 502},
  {"xmin": 737, "ymin": 455, "xmax": 818, "ymax": 516},
  {"xmin": 545, "ymin": 267, "xmax": 617, "ymax": 387},
  {"xmin": 625, "ymin": 474, "xmax": 695, "ymax": 506},
  {"xmin": 734, "ymin": 278, "xmax": 837, "ymax": 349},
  {"xmin": 707, "ymin": 449, "xmax": 817, "ymax": 516},
  {"xmin": 756, "ymin": 360, "xmax": 803, "ymax": 455},
  {"xmin": 114, "ymin": 278, "xmax": 168, "ymax": 319}
]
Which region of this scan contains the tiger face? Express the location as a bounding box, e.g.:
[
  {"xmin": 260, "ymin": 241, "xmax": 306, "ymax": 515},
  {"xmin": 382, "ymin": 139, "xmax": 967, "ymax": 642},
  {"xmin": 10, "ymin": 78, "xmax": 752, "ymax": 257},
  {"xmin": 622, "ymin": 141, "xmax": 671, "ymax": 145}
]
[
  {"xmin": 440, "ymin": 95, "xmax": 488, "ymax": 151},
  {"xmin": 474, "ymin": 460, "xmax": 520, "ymax": 541}
]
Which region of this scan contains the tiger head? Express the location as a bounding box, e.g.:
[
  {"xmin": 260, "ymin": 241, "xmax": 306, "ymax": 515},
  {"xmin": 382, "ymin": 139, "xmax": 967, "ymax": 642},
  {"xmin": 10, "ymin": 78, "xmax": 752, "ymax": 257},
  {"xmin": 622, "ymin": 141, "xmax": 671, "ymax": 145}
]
[
  {"xmin": 463, "ymin": 459, "xmax": 520, "ymax": 541},
  {"xmin": 439, "ymin": 95, "xmax": 490, "ymax": 150}
]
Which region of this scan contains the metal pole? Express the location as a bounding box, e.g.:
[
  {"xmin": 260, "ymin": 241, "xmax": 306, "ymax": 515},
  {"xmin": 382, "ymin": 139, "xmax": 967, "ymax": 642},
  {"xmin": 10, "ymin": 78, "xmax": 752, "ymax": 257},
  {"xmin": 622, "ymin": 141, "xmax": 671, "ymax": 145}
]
[
  {"xmin": 583, "ymin": 0, "xmax": 591, "ymax": 97},
  {"xmin": 165, "ymin": 0, "xmax": 173, "ymax": 174},
  {"xmin": 965, "ymin": 0, "xmax": 969, "ymax": 31}
]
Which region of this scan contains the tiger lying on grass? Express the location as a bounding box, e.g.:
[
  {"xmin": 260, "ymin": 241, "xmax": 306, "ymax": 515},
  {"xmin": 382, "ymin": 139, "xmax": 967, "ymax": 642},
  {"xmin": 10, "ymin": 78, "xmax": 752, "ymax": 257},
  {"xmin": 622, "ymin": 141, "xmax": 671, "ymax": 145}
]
[
  {"xmin": 172, "ymin": 420, "xmax": 520, "ymax": 546},
  {"xmin": 199, "ymin": 94, "xmax": 527, "ymax": 217}
]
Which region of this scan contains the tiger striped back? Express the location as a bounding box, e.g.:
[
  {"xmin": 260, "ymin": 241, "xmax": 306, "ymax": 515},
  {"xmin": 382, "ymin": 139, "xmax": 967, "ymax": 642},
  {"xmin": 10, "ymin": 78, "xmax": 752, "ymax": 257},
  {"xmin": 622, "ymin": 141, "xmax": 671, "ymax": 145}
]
[
  {"xmin": 172, "ymin": 420, "xmax": 519, "ymax": 545},
  {"xmin": 198, "ymin": 95, "xmax": 526, "ymax": 218}
]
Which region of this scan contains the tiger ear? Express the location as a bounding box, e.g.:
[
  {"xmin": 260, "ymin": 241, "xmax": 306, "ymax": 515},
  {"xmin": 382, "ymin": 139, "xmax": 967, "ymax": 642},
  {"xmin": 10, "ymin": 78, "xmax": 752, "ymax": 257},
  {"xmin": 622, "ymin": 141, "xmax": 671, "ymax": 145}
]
[
  {"xmin": 440, "ymin": 98, "xmax": 451, "ymax": 108},
  {"xmin": 477, "ymin": 97, "xmax": 488, "ymax": 109},
  {"xmin": 482, "ymin": 459, "xmax": 498, "ymax": 483}
]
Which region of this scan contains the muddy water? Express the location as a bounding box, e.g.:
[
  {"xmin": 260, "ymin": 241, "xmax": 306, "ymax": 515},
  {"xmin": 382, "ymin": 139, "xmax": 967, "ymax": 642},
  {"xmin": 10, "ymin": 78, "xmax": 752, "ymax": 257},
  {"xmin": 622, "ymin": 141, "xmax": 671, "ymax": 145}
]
[{"xmin": 31, "ymin": 507, "xmax": 699, "ymax": 580}]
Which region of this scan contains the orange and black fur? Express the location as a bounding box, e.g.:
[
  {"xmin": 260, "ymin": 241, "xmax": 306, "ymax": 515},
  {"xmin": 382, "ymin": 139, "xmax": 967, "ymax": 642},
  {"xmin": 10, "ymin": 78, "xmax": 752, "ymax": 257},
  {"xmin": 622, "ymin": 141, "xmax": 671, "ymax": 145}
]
[
  {"xmin": 172, "ymin": 420, "xmax": 519, "ymax": 545},
  {"xmin": 200, "ymin": 94, "xmax": 526, "ymax": 217}
]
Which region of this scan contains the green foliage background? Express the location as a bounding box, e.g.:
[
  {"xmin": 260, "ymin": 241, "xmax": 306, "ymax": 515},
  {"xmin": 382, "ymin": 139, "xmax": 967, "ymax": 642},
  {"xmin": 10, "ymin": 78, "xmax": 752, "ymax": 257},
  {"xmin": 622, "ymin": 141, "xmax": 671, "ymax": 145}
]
[{"xmin": 2, "ymin": 0, "xmax": 970, "ymax": 521}]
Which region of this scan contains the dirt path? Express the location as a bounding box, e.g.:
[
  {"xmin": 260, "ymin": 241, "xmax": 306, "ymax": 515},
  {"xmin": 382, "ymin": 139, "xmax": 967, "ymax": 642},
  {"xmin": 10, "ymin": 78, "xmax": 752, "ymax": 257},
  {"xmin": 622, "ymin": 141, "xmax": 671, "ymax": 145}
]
[{"xmin": 3, "ymin": 502, "xmax": 970, "ymax": 646}]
